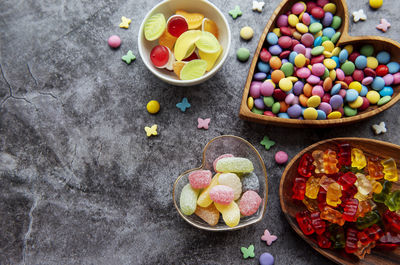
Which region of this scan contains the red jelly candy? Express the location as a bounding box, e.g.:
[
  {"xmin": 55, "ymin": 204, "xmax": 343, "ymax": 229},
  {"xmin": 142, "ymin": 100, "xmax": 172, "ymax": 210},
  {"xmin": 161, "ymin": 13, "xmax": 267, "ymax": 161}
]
[
  {"xmin": 150, "ymin": 45, "xmax": 170, "ymax": 67},
  {"xmin": 376, "ymin": 65, "xmax": 389, "ymax": 76},
  {"xmin": 167, "ymin": 15, "xmax": 188, "ymax": 37}
]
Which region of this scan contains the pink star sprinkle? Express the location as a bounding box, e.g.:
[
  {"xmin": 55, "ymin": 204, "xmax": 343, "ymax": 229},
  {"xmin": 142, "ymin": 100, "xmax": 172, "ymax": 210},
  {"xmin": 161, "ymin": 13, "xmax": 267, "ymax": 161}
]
[
  {"xmin": 261, "ymin": 229, "xmax": 277, "ymax": 246},
  {"xmin": 197, "ymin": 118, "xmax": 211, "ymax": 130},
  {"xmin": 376, "ymin": 18, "xmax": 391, "ymax": 32}
]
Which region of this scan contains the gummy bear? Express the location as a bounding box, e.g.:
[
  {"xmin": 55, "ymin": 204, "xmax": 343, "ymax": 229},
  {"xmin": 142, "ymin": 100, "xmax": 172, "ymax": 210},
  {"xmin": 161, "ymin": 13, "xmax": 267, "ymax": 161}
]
[
  {"xmin": 317, "ymin": 234, "xmax": 331, "ymax": 248},
  {"xmin": 342, "ymin": 198, "xmax": 359, "ymax": 222},
  {"xmin": 337, "ymin": 143, "xmax": 352, "ymax": 167},
  {"xmin": 317, "ymin": 187, "xmax": 328, "ymax": 211},
  {"xmin": 326, "ymin": 182, "xmax": 342, "ymax": 207},
  {"xmin": 355, "ymin": 173, "xmax": 373, "ymax": 196},
  {"xmin": 312, "ymin": 150, "xmax": 325, "ymax": 174},
  {"xmin": 320, "ymin": 206, "xmax": 345, "ymax": 226},
  {"xmin": 356, "ymin": 210, "xmax": 380, "ymax": 230},
  {"xmin": 376, "ymin": 232, "xmax": 400, "ymax": 250},
  {"xmin": 310, "ymin": 211, "xmax": 326, "ymax": 235},
  {"xmin": 381, "ymin": 157, "xmax": 398, "ymax": 182},
  {"xmin": 367, "ymin": 156, "xmax": 384, "ymax": 180},
  {"xmin": 328, "ymin": 224, "xmax": 345, "ymax": 249},
  {"xmin": 351, "ymin": 148, "xmax": 367, "ymax": 170},
  {"xmin": 297, "ymin": 153, "xmax": 315, "ymax": 178},
  {"xmin": 323, "ymin": 149, "xmax": 339, "ymax": 174},
  {"xmin": 345, "ymin": 228, "xmax": 359, "ymax": 254},
  {"xmin": 296, "ymin": 211, "xmax": 315, "ymax": 235},
  {"xmin": 337, "ymin": 172, "xmax": 357, "ymax": 190},
  {"xmin": 302, "ymin": 198, "xmax": 319, "ymax": 212},
  {"xmin": 373, "ymin": 180, "xmax": 392, "ymax": 203},
  {"xmin": 354, "ymin": 241, "xmax": 376, "ymax": 259},
  {"xmin": 357, "ymin": 224, "xmax": 384, "ymax": 245},
  {"xmin": 383, "ymin": 210, "xmax": 400, "ymax": 233},
  {"xmin": 366, "ymin": 175, "xmax": 383, "ymax": 194},
  {"xmin": 305, "ymin": 176, "xmax": 320, "ymax": 199},
  {"xmin": 356, "ymin": 200, "xmax": 373, "ymax": 219},
  {"xmin": 319, "ymin": 175, "xmax": 336, "ymax": 191},
  {"xmin": 292, "ymin": 177, "xmax": 306, "ymax": 200},
  {"xmin": 385, "ymin": 190, "xmax": 400, "ymax": 212}
]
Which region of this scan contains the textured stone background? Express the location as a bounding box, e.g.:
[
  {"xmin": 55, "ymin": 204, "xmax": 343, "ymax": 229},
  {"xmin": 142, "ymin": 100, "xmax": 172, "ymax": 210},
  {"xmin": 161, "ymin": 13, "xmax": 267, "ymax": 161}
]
[{"xmin": 1, "ymin": 0, "xmax": 400, "ymax": 264}]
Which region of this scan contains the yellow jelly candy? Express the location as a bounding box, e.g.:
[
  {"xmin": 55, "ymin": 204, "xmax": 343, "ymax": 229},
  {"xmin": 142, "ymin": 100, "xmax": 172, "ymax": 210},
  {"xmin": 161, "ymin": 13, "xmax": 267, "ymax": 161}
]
[
  {"xmin": 195, "ymin": 31, "xmax": 220, "ymax": 54},
  {"xmin": 144, "ymin": 13, "xmax": 166, "ymax": 41},
  {"xmin": 173, "ymin": 61, "xmax": 186, "ymax": 79},
  {"xmin": 202, "ymin": 18, "xmax": 219, "ymax": 38},
  {"xmin": 180, "ymin": 59, "xmax": 208, "ymax": 80},
  {"xmin": 183, "ymin": 44, "xmax": 196, "ymax": 59},
  {"xmin": 159, "ymin": 30, "xmax": 177, "ymax": 51},
  {"xmin": 199, "ymin": 45, "xmax": 222, "ymax": 71},
  {"xmin": 215, "ymin": 201, "xmax": 240, "ymax": 227},
  {"xmin": 197, "ymin": 173, "xmax": 220, "ymax": 207},
  {"xmin": 176, "ymin": 10, "xmax": 204, "ymax": 29},
  {"xmin": 174, "ymin": 30, "xmax": 202, "ymax": 61}
]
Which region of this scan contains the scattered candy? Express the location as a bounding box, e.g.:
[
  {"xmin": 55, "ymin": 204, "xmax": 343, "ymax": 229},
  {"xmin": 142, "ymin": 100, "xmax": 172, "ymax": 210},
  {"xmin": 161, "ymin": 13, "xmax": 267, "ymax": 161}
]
[
  {"xmin": 144, "ymin": 124, "xmax": 158, "ymax": 137},
  {"xmin": 275, "ymin": 151, "xmax": 289, "ymax": 164},
  {"xmin": 176, "ymin": 97, "xmax": 191, "ymax": 112},
  {"xmin": 252, "ymin": 1, "xmax": 265, "ymax": 13},
  {"xmin": 108, "ymin": 35, "xmax": 121, "ymax": 48},
  {"xmin": 119, "ymin": 16, "xmax": 132, "ymax": 29},
  {"xmin": 237, "ymin": 47, "xmax": 250, "ymax": 62},
  {"xmin": 376, "ymin": 18, "xmax": 391, "ymax": 32},
  {"xmin": 370, "ymin": 0, "xmax": 383, "ymax": 9},
  {"xmin": 121, "ymin": 50, "xmax": 136, "ymax": 64},
  {"xmin": 240, "ymin": 26, "xmax": 254, "ymax": 40},
  {"xmin": 353, "ymin": 9, "xmax": 367, "ymax": 23},
  {"xmin": 229, "ymin": 5, "xmax": 242, "ymax": 19},
  {"xmin": 261, "ymin": 136, "xmax": 275, "ymax": 150},
  {"xmin": 372, "ymin": 121, "xmax": 387, "ymax": 135},
  {"xmin": 261, "ymin": 229, "xmax": 278, "ymax": 245},
  {"xmin": 259, "ymin": 252, "xmax": 274, "ymax": 265},
  {"xmin": 146, "ymin": 100, "xmax": 160, "ymax": 114},
  {"xmin": 197, "ymin": 118, "xmax": 211, "ymax": 129},
  {"xmin": 241, "ymin": 244, "xmax": 255, "ymax": 259}
]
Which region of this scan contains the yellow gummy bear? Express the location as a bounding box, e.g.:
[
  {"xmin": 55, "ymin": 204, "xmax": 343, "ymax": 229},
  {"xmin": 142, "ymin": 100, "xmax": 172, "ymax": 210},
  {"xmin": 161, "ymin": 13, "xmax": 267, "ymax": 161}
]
[
  {"xmin": 197, "ymin": 173, "xmax": 220, "ymax": 207},
  {"xmin": 215, "ymin": 201, "xmax": 240, "ymax": 228}
]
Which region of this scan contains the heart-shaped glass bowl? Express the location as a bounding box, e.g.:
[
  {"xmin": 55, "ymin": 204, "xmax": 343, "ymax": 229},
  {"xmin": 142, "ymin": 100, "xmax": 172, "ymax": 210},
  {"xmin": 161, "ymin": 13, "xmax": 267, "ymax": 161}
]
[
  {"xmin": 173, "ymin": 135, "xmax": 268, "ymax": 231},
  {"xmin": 279, "ymin": 137, "xmax": 400, "ymax": 264},
  {"xmin": 239, "ymin": 0, "xmax": 400, "ymax": 127}
]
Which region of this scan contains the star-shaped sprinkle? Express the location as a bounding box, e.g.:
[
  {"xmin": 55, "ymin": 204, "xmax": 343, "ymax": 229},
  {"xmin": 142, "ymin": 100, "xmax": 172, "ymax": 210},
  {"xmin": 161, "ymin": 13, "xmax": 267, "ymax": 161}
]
[
  {"xmin": 176, "ymin": 97, "xmax": 191, "ymax": 112},
  {"xmin": 119, "ymin": 16, "xmax": 132, "ymax": 29},
  {"xmin": 372, "ymin": 121, "xmax": 387, "ymax": 135},
  {"xmin": 240, "ymin": 244, "xmax": 255, "ymax": 259},
  {"xmin": 229, "ymin": 5, "xmax": 242, "ymax": 19},
  {"xmin": 352, "ymin": 9, "xmax": 366, "ymax": 23},
  {"xmin": 261, "ymin": 229, "xmax": 278, "ymax": 246},
  {"xmin": 252, "ymin": 1, "xmax": 265, "ymax": 12},
  {"xmin": 260, "ymin": 136, "xmax": 275, "ymax": 150},
  {"xmin": 197, "ymin": 118, "xmax": 211, "ymax": 130},
  {"xmin": 122, "ymin": 50, "xmax": 136, "ymax": 64},
  {"xmin": 376, "ymin": 18, "xmax": 391, "ymax": 32},
  {"xmin": 144, "ymin": 124, "xmax": 158, "ymax": 137}
]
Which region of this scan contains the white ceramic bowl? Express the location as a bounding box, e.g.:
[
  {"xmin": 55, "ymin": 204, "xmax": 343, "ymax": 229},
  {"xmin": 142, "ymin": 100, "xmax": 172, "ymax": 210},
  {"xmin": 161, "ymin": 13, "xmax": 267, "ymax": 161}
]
[{"xmin": 138, "ymin": 0, "xmax": 231, "ymax": 86}]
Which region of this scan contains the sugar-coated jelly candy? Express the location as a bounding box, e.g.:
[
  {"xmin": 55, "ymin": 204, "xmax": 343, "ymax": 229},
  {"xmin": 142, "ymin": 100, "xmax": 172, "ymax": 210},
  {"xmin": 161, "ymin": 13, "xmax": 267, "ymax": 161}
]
[
  {"xmin": 239, "ymin": 190, "xmax": 262, "ymax": 216},
  {"xmin": 167, "ymin": 15, "xmax": 188, "ymax": 37},
  {"xmin": 213, "ymin": 154, "xmax": 234, "ymax": 172},
  {"xmin": 218, "ymin": 173, "xmax": 242, "ymax": 200},
  {"xmin": 197, "ymin": 173, "xmax": 220, "ymax": 207},
  {"xmin": 209, "ymin": 185, "xmax": 234, "ymax": 205},
  {"xmin": 215, "ymin": 201, "xmax": 240, "ymax": 227},
  {"xmin": 150, "ymin": 45, "xmax": 170, "ymax": 68},
  {"xmin": 180, "ymin": 183, "xmax": 199, "ymax": 215},
  {"xmin": 215, "ymin": 157, "xmax": 254, "ymax": 173},
  {"xmin": 188, "ymin": 169, "xmax": 212, "ymax": 189},
  {"xmin": 242, "ymin": 172, "xmax": 260, "ymax": 192},
  {"xmin": 194, "ymin": 203, "xmax": 220, "ymax": 226}
]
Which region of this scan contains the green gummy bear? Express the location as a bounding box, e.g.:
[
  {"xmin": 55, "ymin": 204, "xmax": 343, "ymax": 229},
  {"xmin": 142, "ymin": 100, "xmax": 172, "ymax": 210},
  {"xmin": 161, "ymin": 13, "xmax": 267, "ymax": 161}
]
[
  {"xmin": 215, "ymin": 157, "xmax": 254, "ymax": 173},
  {"xmin": 373, "ymin": 180, "xmax": 392, "ymax": 203},
  {"xmin": 356, "ymin": 210, "xmax": 380, "ymax": 230},
  {"xmin": 385, "ymin": 190, "xmax": 400, "ymax": 211},
  {"xmin": 179, "ymin": 183, "xmax": 199, "ymax": 215}
]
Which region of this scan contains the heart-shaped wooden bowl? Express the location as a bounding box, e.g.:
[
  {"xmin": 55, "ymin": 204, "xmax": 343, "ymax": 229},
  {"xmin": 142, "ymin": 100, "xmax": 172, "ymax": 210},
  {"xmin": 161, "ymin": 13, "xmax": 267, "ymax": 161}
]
[
  {"xmin": 239, "ymin": 0, "xmax": 400, "ymax": 127},
  {"xmin": 173, "ymin": 135, "xmax": 268, "ymax": 231},
  {"xmin": 279, "ymin": 137, "xmax": 400, "ymax": 264}
]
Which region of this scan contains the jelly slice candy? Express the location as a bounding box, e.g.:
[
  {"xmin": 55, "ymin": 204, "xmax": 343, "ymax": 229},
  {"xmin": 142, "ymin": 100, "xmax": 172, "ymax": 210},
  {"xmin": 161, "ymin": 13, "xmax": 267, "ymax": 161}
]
[
  {"xmin": 179, "ymin": 183, "xmax": 199, "ymax": 215},
  {"xmin": 174, "ymin": 30, "xmax": 202, "ymax": 61},
  {"xmin": 179, "ymin": 59, "xmax": 207, "ymax": 80},
  {"xmin": 176, "ymin": 10, "xmax": 204, "ymax": 29},
  {"xmin": 199, "ymin": 45, "xmax": 222, "ymax": 71},
  {"xmin": 218, "ymin": 173, "xmax": 242, "ymax": 200},
  {"xmin": 159, "ymin": 30, "xmax": 177, "ymax": 51},
  {"xmin": 195, "ymin": 31, "xmax": 220, "ymax": 54},
  {"xmin": 173, "ymin": 61, "xmax": 186, "ymax": 78},
  {"xmin": 183, "ymin": 44, "xmax": 196, "ymax": 60},
  {"xmin": 202, "ymin": 18, "xmax": 219, "ymax": 38},
  {"xmin": 239, "ymin": 190, "xmax": 262, "ymax": 216},
  {"xmin": 216, "ymin": 157, "xmax": 254, "ymax": 173},
  {"xmin": 144, "ymin": 13, "xmax": 166, "ymax": 41},
  {"xmin": 197, "ymin": 173, "xmax": 220, "ymax": 207},
  {"xmin": 182, "ymin": 51, "xmax": 199, "ymax": 62},
  {"xmin": 215, "ymin": 201, "xmax": 240, "ymax": 227},
  {"xmin": 167, "ymin": 15, "xmax": 189, "ymax": 38},
  {"xmin": 150, "ymin": 45, "xmax": 170, "ymax": 68},
  {"xmin": 209, "ymin": 185, "xmax": 235, "ymax": 205},
  {"xmin": 195, "ymin": 203, "xmax": 220, "ymax": 226}
]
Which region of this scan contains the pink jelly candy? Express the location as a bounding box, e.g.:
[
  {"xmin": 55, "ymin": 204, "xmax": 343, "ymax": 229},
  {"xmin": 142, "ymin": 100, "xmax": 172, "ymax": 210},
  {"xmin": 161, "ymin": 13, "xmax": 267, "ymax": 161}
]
[
  {"xmin": 188, "ymin": 170, "xmax": 212, "ymax": 189},
  {"xmin": 239, "ymin": 190, "xmax": 262, "ymax": 216},
  {"xmin": 209, "ymin": 185, "xmax": 234, "ymax": 205},
  {"xmin": 213, "ymin": 154, "xmax": 234, "ymax": 172}
]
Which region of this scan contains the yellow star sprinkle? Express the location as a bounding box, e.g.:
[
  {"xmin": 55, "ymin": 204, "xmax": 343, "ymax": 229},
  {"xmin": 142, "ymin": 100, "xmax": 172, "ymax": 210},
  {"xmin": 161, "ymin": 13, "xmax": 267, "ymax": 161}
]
[
  {"xmin": 145, "ymin": 124, "xmax": 158, "ymax": 137},
  {"xmin": 119, "ymin": 16, "xmax": 132, "ymax": 29}
]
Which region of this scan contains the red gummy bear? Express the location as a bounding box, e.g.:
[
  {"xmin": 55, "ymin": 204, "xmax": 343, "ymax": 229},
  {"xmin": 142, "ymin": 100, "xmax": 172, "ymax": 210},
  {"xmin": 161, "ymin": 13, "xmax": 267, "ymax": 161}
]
[
  {"xmin": 298, "ymin": 153, "xmax": 315, "ymax": 178},
  {"xmin": 337, "ymin": 143, "xmax": 351, "ymax": 167},
  {"xmin": 292, "ymin": 177, "xmax": 306, "ymax": 200},
  {"xmin": 296, "ymin": 211, "xmax": 315, "ymax": 235}
]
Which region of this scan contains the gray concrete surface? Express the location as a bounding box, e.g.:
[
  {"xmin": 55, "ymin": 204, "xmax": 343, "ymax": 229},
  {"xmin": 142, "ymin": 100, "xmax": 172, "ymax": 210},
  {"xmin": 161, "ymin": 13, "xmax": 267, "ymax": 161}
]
[{"xmin": 1, "ymin": 0, "xmax": 399, "ymax": 264}]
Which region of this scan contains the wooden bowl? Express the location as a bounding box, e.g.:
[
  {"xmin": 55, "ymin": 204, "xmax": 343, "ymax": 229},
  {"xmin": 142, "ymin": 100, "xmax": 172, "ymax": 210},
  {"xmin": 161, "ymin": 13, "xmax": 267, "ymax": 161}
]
[
  {"xmin": 239, "ymin": 0, "xmax": 400, "ymax": 127},
  {"xmin": 279, "ymin": 137, "xmax": 400, "ymax": 264}
]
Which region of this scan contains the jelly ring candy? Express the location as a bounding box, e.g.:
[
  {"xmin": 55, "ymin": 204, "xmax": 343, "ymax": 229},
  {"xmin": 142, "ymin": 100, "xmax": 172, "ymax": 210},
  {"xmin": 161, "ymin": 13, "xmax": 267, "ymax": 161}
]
[
  {"xmin": 215, "ymin": 157, "xmax": 254, "ymax": 173},
  {"xmin": 215, "ymin": 201, "xmax": 240, "ymax": 227},
  {"xmin": 188, "ymin": 170, "xmax": 212, "ymax": 189},
  {"xmin": 197, "ymin": 173, "xmax": 220, "ymax": 207},
  {"xmin": 176, "ymin": 10, "xmax": 204, "ymax": 29},
  {"xmin": 213, "ymin": 154, "xmax": 234, "ymax": 172},
  {"xmin": 144, "ymin": 13, "xmax": 166, "ymax": 41},
  {"xmin": 179, "ymin": 183, "xmax": 199, "ymax": 215},
  {"xmin": 218, "ymin": 173, "xmax": 242, "ymax": 200},
  {"xmin": 194, "ymin": 204, "xmax": 220, "ymax": 226},
  {"xmin": 209, "ymin": 185, "xmax": 234, "ymax": 205},
  {"xmin": 239, "ymin": 190, "xmax": 262, "ymax": 216}
]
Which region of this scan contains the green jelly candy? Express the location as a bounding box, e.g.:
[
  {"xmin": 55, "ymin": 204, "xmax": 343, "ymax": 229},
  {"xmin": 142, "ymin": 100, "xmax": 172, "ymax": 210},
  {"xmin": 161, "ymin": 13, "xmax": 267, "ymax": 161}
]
[
  {"xmin": 309, "ymin": 22, "xmax": 323, "ymax": 34},
  {"xmin": 373, "ymin": 180, "xmax": 392, "ymax": 203},
  {"xmin": 180, "ymin": 59, "xmax": 208, "ymax": 80},
  {"xmin": 281, "ymin": 62, "xmax": 294, "ymax": 76},
  {"xmin": 251, "ymin": 107, "xmax": 264, "ymax": 114},
  {"xmin": 331, "ymin": 32, "xmax": 341, "ymax": 44},
  {"xmin": 311, "ymin": 46, "xmax": 325, "ymax": 56},
  {"xmin": 344, "ymin": 105, "xmax": 357, "ymax": 116},
  {"xmin": 341, "ymin": 61, "xmax": 355, "ymax": 75},
  {"xmin": 180, "ymin": 183, "xmax": 199, "ymax": 215},
  {"xmin": 263, "ymin": 96, "xmax": 274, "ymax": 107},
  {"xmin": 356, "ymin": 210, "xmax": 380, "ymax": 230},
  {"xmin": 360, "ymin": 44, "xmax": 374, "ymax": 57},
  {"xmin": 331, "ymin": 16, "xmax": 342, "ymax": 29},
  {"xmin": 272, "ymin": 102, "xmax": 281, "ymax": 114},
  {"xmin": 216, "ymin": 157, "xmax": 254, "ymax": 173},
  {"xmin": 144, "ymin": 13, "xmax": 166, "ymax": 41},
  {"xmin": 385, "ymin": 190, "xmax": 400, "ymax": 211},
  {"xmin": 237, "ymin": 47, "xmax": 250, "ymax": 62},
  {"xmin": 377, "ymin": 96, "xmax": 391, "ymax": 106}
]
